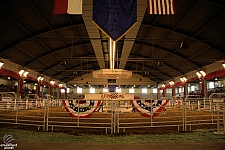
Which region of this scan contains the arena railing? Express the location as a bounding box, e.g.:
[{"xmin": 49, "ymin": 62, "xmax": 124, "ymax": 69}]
[
  {"xmin": 0, "ymin": 97, "xmax": 46, "ymax": 131},
  {"xmin": 0, "ymin": 96, "xmax": 224, "ymax": 134}
]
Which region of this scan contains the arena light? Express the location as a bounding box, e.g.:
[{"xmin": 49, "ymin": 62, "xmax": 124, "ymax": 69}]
[
  {"xmin": 19, "ymin": 69, "xmax": 29, "ymax": 78},
  {"xmin": 0, "ymin": 60, "xmax": 4, "ymax": 68},
  {"xmin": 37, "ymin": 76, "xmax": 44, "ymax": 82},
  {"xmin": 19, "ymin": 70, "xmax": 25, "ymax": 76},
  {"xmin": 180, "ymin": 77, "xmax": 187, "ymax": 83},
  {"xmin": 169, "ymin": 81, "xmax": 175, "ymax": 86},
  {"xmin": 59, "ymin": 82, "xmax": 63, "ymax": 88},
  {"xmin": 222, "ymin": 62, "xmax": 225, "ymax": 68},
  {"xmin": 50, "ymin": 80, "xmax": 55, "ymax": 85},
  {"xmin": 23, "ymin": 71, "xmax": 29, "ymax": 77},
  {"xmin": 196, "ymin": 70, "xmax": 206, "ymax": 79},
  {"xmin": 196, "ymin": 72, "xmax": 201, "ymax": 78}
]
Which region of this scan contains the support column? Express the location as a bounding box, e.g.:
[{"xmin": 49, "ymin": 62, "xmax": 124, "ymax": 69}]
[
  {"xmin": 17, "ymin": 77, "xmax": 24, "ymax": 98},
  {"xmin": 49, "ymin": 85, "xmax": 52, "ymax": 96},
  {"xmin": 59, "ymin": 88, "xmax": 62, "ymax": 99},
  {"xmin": 36, "ymin": 82, "xmax": 41, "ymax": 97},
  {"xmin": 201, "ymin": 79, "xmax": 206, "ymax": 98},
  {"xmin": 183, "ymin": 83, "xmax": 187, "ymax": 98},
  {"xmin": 156, "ymin": 89, "xmax": 159, "ymax": 99},
  {"xmin": 65, "ymin": 87, "xmax": 68, "ymax": 99},
  {"xmin": 172, "ymin": 87, "xmax": 175, "ymax": 97},
  {"xmin": 162, "ymin": 88, "xmax": 165, "ymax": 97}
]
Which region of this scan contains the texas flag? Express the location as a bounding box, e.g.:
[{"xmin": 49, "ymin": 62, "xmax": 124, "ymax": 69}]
[{"xmin": 53, "ymin": 0, "xmax": 82, "ymax": 14}]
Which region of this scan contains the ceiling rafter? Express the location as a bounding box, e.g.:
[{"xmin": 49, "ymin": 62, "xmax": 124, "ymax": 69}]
[
  {"xmin": 142, "ymin": 23, "xmax": 225, "ymax": 58},
  {"xmin": 25, "ymin": 41, "xmax": 91, "ymax": 68},
  {"xmin": 193, "ymin": 11, "xmax": 225, "ymax": 37},
  {"xmin": 0, "ymin": 24, "xmax": 85, "ymax": 56},
  {"xmin": 128, "ymin": 53, "xmax": 183, "ymax": 75},
  {"xmin": 134, "ymin": 41, "xmax": 201, "ymax": 68},
  {"xmin": 127, "ymin": 61, "xmax": 171, "ymax": 81},
  {"xmin": 27, "ymin": 0, "xmax": 52, "ymax": 29},
  {"xmin": 0, "ymin": 9, "xmax": 33, "ymax": 36}
]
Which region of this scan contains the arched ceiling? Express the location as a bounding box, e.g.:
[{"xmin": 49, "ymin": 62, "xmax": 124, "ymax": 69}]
[{"xmin": 0, "ymin": 0, "xmax": 225, "ymax": 86}]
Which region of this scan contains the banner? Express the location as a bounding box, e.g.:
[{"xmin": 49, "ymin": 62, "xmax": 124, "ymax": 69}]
[
  {"xmin": 93, "ymin": 0, "xmax": 137, "ymax": 41},
  {"xmin": 53, "ymin": 0, "xmax": 82, "ymax": 14},
  {"xmin": 147, "ymin": 0, "xmax": 175, "ymax": 15}
]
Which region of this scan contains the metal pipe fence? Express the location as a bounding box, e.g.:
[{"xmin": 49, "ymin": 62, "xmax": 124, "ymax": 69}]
[{"xmin": 0, "ymin": 97, "xmax": 224, "ymax": 134}]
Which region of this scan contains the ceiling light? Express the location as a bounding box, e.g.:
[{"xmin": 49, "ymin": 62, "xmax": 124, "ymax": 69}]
[
  {"xmin": 180, "ymin": 77, "xmax": 187, "ymax": 83},
  {"xmin": 169, "ymin": 81, "xmax": 175, "ymax": 86},
  {"xmin": 200, "ymin": 71, "xmax": 206, "ymax": 77},
  {"xmin": 37, "ymin": 76, "xmax": 44, "ymax": 82},
  {"xmin": 59, "ymin": 82, "xmax": 63, "ymax": 88},
  {"xmin": 222, "ymin": 62, "xmax": 225, "ymax": 68},
  {"xmin": 196, "ymin": 70, "xmax": 206, "ymax": 79},
  {"xmin": 50, "ymin": 80, "xmax": 55, "ymax": 85},
  {"xmin": 19, "ymin": 70, "xmax": 25, "ymax": 76},
  {"xmin": 157, "ymin": 61, "xmax": 163, "ymax": 66},
  {"xmin": 19, "ymin": 69, "xmax": 29, "ymax": 78},
  {"xmin": 0, "ymin": 60, "xmax": 4, "ymax": 68},
  {"xmin": 180, "ymin": 41, "xmax": 189, "ymax": 49},
  {"xmin": 196, "ymin": 72, "xmax": 201, "ymax": 78}
]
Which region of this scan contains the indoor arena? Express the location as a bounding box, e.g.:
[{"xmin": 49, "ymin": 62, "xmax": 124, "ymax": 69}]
[{"xmin": 0, "ymin": 0, "xmax": 225, "ymax": 150}]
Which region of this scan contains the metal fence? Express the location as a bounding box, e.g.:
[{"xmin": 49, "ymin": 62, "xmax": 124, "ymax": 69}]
[{"xmin": 0, "ymin": 96, "xmax": 225, "ymax": 134}]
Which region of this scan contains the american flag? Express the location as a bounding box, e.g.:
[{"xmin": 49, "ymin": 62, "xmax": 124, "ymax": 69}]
[{"xmin": 147, "ymin": 0, "xmax": 176, "ymax": 15}]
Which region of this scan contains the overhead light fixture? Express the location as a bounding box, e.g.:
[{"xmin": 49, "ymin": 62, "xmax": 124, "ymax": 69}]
[
  {"xmin": 222, "ymin": 62, "xmax": 225, "ymax": 68},
  {"xmin": 50, "ymin": 80, "xmax": 55, "ymax": 85},
  {"xmin": 59, "ymin": 82, "xmax": 63, "ymax": 88},
  {"xmin": 157, "ymin": 61, "xmax": 163, "ymax": 66},
  {"xmin": 196, "ymin": 70, "xmax": 206, "ymax": 79},
  {"xmin": 169, "ymin": 81, "xmax": 175, "ymax": 86},
  {"xmin": 60, "ymin": 61, "xmax": 67, "ymax": 65},
  {"xmin": 37, "ymin": 76, "xmax": 44, "ymax": 82},
  {"xmin": 19, "ymin": 70, "xmax": 25, "ymax": 76},
  {"xmin": 19, "ymin": 69, "xmax": 29, "ymax": 78},
  {"xmin": 180, "ymin": 41, "xmax": 189, "ymax": 49},
  {"xmin": 180, "ymin": 77, "xmax": 187, "ymax": 83},
  {"xmin": 0, "ymin": 60, "xmax": 4, "ymax": 68}
]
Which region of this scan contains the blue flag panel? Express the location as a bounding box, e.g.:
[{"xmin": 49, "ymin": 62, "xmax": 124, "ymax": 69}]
[{"xmin": 93, "ymin": 0, "xmax": 137, "ymax": 41}]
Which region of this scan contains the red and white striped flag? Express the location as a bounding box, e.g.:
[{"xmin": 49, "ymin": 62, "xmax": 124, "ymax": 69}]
[
  {"xmin": 147, "ymin": 0, "xmax": 175, "ymax": 15},
  {"xmin": 53, "ymin": 0, "xmax": 82, "ymax": 14}
]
